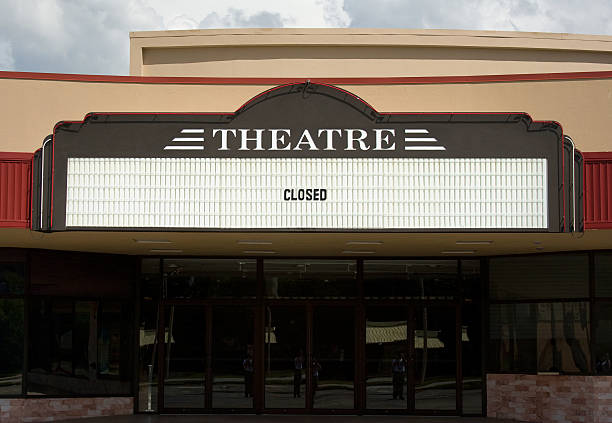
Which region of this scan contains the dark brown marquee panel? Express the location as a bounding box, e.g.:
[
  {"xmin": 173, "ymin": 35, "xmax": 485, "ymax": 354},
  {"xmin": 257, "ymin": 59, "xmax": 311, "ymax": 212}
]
[{"xmin": 31, "ymin": 82, "xmax": 583, "ymax": 233}]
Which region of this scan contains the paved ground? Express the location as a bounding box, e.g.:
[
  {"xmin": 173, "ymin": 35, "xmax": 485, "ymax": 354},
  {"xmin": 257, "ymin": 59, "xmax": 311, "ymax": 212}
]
[{"xmin": 54, "ymin": 416, "xmax": 518, "ymax": 423}]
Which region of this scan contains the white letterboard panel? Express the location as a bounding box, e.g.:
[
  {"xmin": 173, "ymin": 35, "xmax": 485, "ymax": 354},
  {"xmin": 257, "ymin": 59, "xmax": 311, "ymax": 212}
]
[{"xmin": 65, "ymin": 157, "xmax": 548, "ymax": 230}]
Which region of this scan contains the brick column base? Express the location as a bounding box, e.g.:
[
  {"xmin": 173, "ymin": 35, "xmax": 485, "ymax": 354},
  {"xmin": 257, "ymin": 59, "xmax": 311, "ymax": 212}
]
[
  {"xmin": 487, "ymin": 374, "xmax": 612, "ymax": 423},
  {"xmin": 0, "ymin": 397, "xmax": 133, "ymax": 423}
]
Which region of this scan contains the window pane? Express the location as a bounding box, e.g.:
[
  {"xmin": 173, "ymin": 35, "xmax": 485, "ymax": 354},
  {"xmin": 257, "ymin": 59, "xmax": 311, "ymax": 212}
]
[
  {"xmin": 28, "ymin": 299, "xmax": 130, "ymax": 395},
  {"xmin": 490, "ymin": 254, "xmax": 588, "ymax": 300},
  {"xmin": 364, "ymin": 260, "xmax": 457, "ymax": 299},
  {"xmin": 414, "ymin": 305, "xmax": 456, "ymax": 411},
  {"xmin": 595, "ymin": 253, "xmax": 612, "ymax": 297},
  {"xmin": 365, "ymin": 307, "xmax": 407, "ymax": 409},
  {"xmin": 593, "ymin": 303, "xmax": 612, "ymax": 374},
  {"xmin": 461, "ymin": 260, "xmax": 481, "ymax": 303},
  {"xmin": 163, "ymin": 306, "xmax": 207, "ymax": 409},
  {"xmin": 165, "ymin": 259, "xmax": 256, "ymax": 299},
  {"xmin": 313, "ymin": 307, "xmax": 354, "ymax": 409},
  {"xmin": 0, "ymin": 299, "xmax": 23, "ymax": 395},
  {"xmin": 139, "ymin": 259, "xmax": 160, "ymax": 412},
  {"xmin": 265, "ymin": 260, "xmax": 356, "ymax": 299},
  {"xmin": 0, "ymin": 263, "xmax": 25, "ymax": 295},
  {"xmin": 462, "ymin": 303, "xmax": 482, "ymax": 414},
  {"xmin": 264, "ymin": 307, "xmax": 306, "ymax": 409},
  {"xmin": 212, "ymin": 308, "xmax": 254, "ymax": 409},
  {"xmin": 488, "ymin": 302, "xmax": 590, "ymax": 374},
  {"xmin": 488, "ymin": 304, "xmax": 537, "ymax": 373}
]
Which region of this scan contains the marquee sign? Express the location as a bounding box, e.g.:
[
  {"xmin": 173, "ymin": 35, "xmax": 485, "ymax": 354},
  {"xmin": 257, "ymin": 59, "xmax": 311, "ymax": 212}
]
[{"xmin": 32, "ymin": 82, "xmax": 583, "ymax": 232}]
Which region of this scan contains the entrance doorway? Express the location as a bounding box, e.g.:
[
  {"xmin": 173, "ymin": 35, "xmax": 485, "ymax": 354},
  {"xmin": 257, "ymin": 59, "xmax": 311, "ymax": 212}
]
[{"xmin": 142, "ymin": 258, "xmax": 478, "ymax": 415}]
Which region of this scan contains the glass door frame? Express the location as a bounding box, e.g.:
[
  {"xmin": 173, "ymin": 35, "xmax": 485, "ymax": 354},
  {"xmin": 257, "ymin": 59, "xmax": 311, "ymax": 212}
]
[
  {"xmin": 141, "ymin": 256, "xmax": 483, "ymax": 416},
  {"xmin": 362, "ymin": 300, "xmax": 461, "ymax": 415},
  {"xmin": 157, "ymin": 299, "xmax": 260, "ymax": 414}
]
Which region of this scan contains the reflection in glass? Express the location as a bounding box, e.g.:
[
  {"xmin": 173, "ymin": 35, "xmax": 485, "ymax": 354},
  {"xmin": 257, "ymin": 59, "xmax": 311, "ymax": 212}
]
[
  {"xmin": 490, "ymin": 254, "xmax": 588, "ymax": 300},
  {"xmin": 365, "ymin": 307, "xmax": 407, "ymax": 409},
  {"xmin": 139, "ymin": 259, "xmax": 160, "ymax": 412},
  {"xmin": 488, "ymin": 304, "xmax": 537, "ymax": 373},
  {"xmin": 265, "ymin": 260, "xmax": 356, "ymax": 299},
  {"xmin": 594, "ymin": 303, "xmax": 612, "ymax": 374},
  {"xmin": 28, "ymin": 299, "xmax": 130, "ymax": 395},
  {"xmin": 165, "ymin": 259, "xmax": 256, "ymax": 299},
  {"xmin": 264, "ymin": 307, "xmax": 306, "ymax": 409},
  {"xmin": 462, "ymin": 304, "xmax": 482, "ymax": 414},
  {"xmin": 364, "ymin": 260, "xmax": 457, "ymax": 299},
  {"xmin": 163, "ymin": 307, "xmax": 206, "ymax": 409},
  {"xmin": 212, "ymin": 308, "xmax": 254, "ymax": 409},
  {"xmin": 489, "ymin": 302, "xmax": 590, "ymax": 374},
  {"xmin": 0, "ymin": 263, "xmax": 25, "ymax": 295},
  {"xmin": 313, "ymin": 307, "xmax": 354, "ymax": 409},
  {"xmin": 595, "ymin": 253, "xmax": 612, "ymax": 297},
  {"xmin": 536, "ymin": 302, "xmax": 590, "ymax": 373},
  {"xmin": 0, "ymin": 299, "xmax": 23, "ymax": 395},
  {"xmin": 414, "ymin": 306, "xmax": 456, "ymax": 411}
]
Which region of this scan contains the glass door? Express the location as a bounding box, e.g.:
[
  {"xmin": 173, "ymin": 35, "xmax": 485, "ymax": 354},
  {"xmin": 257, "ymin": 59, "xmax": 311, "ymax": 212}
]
[
  {"xmin": 160, "ymin": 305, "xmax": 255, "ymax": 412},
  {"xmin": 414, "ymin": 304, "xmax": 457, "ymax": 412},
  {"xmin": 264, "ymin": 306, "xmax": 307, "ymax": 409},
  {"xmin": 162, "ymin": 306, "xmax": 208, "ymax": 410}
]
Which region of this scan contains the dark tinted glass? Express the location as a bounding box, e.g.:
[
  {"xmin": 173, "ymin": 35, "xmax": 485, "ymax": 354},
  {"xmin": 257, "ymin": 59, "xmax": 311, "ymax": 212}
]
[
  {"xmin": 313, "ymin": 307, "xmax": 355, "ymax": 409},
  {"xmin": 0, "ymin": 299, "xmax": 23, "ymax": 395},
  {"xmin": 489, "ymin": 302, "xmax": 590, "ymax": 374},
  {"xmin": 414, "ymin": 305, "xmax": 456, "ymax": 411},
  {"xmin": 28, "ymin": 299, "xmax": 131, "ymax": 395},
  {"xmin": 264, "ymin": 307, "xmax": 306, "ymax": 409},
  {"xmin": 139, "ymin": 259, "xmax": 161, "ymax": 412},
  {"xmin": 488, "ymin": 303, "xmax": 537, "ymax": 373},
  {"xmin": 265, "ymin": 260, "xmax": 356, "ymax": 299},
  {"xmin": 365, "ymin": 307, "xmax": 408, "ymax": 409},
  {"xmin": 164, "ymin": 259, "xmax": 256, "ymax": 299},
  {"xmin": 461, "ymin": 260, "xmax": 481, "ymax": 303},
  {"xmin": 212, "ymin": 308, "xmax": 254, "ymax": 409},
  {"xmin": 0, "ymin": 263, "xmax": 25, "ymax": 295},
  {"xmin": 595, "ymin": 253, "xmax": 612, "ymax": 297},
  {"xmin": 593, "ymin": 303, "xmax": 612, "ymax": 374},
  {"xmin": 364, "ymin": 260, "xmax": 457, "ymax": 299},
  {"xmin": 163, "ymin": 306, "xmax": 207, "ymax": 409},
  {"xmin": 462, "ymin": 303, "xmax": 482, "ymax": 414},
  {"xmin": 490, "ymin": 254, "xmax": 588, "ymax": 300}
]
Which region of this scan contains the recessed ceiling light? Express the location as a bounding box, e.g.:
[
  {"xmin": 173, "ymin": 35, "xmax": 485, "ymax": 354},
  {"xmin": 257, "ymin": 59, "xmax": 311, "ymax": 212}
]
[
  {"xmin": 534, "ymin": 241, "xmax": 542, "ymax": 245},
  {"xmin": 342, "ymin": 250, "xmax": 377, "ymax": 254},
  {"xmin": 536, "ymin": 247, "xmax": 544, "ymax": 251},
  {"xmin": 237, "ymin": 241, "xmax": 273, "ymax": 245},
  {"xmin": 455, "ymin": 241, "xmax": 492, "ymax": 245},
  {"xmin": 243, "ymin": 250, "xmax": 277, "ymax": 254},
  {"xmin": 346, "ymin": 241, "xmax": 383, "ymax": 245},
  {"xmin": 441, "ymin": 250, "xmax": 476, "ymax": 254},
  {"xmin": 134, "ymin": 239, "xmax": 172, "ymax": 244},
  {"xmin": 149, "ymin": 249, "xmax": 183, "ymax": 253}
]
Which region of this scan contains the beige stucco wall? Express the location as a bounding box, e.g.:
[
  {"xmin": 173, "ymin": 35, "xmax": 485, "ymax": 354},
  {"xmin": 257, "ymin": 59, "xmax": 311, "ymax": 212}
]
[
  {"xmin": 130, "ymin": 28, "xmax": 612, "ymax": 78},
  {"xmin": 0, "ymin": 76, "xmax": 610, "ymax": 154}
]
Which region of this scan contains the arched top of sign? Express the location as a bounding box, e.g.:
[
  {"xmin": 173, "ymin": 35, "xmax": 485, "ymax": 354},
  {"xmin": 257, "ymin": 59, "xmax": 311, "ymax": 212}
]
[
  {"xmin": 32, "ymin": 82, "xmax": 582, "ymax": 234},
  {"xmin": 50, "ymin": 82, "xmax": 562, "ymax": 139}
]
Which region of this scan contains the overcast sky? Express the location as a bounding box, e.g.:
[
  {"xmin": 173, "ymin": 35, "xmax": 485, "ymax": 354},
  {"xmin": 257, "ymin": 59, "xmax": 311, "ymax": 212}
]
[{"xmin": 1, "ymin": 0, "xmax": 611, "ymax": 75}]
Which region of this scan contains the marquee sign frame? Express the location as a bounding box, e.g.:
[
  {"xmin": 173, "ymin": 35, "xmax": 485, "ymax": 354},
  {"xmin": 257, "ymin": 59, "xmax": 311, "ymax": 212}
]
[{"xmin": 31, "ymin": 82, "xmax": 583, "ymax": 233}]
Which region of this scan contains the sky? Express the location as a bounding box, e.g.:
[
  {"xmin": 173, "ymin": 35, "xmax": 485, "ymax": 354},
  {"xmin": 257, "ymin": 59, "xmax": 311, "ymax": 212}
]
[{"xmin": 0, "ymin": 0, "xmax": 611, "ymax": 75}]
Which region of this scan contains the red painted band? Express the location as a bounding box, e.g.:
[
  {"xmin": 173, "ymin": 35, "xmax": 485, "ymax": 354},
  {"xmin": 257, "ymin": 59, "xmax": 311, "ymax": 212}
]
[{"xmin": 1, "ymin": 70, "xmax": 612, "ymax": 85}]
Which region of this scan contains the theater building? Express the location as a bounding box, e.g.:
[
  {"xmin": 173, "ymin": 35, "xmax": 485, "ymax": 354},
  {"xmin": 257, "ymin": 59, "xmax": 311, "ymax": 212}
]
[{"xmin": 1, "ymin": 28, "xmax": 612, "ymax": 422}]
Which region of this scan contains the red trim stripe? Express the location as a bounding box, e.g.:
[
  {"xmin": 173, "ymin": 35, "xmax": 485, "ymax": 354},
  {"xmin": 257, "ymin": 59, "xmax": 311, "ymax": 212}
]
[{"xmin": 1, "ymin": 70, "xmax": 612, "ymax": 85}]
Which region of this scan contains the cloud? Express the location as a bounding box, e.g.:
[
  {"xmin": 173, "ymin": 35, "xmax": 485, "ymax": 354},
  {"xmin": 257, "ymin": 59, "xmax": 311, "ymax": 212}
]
[
  {"xmin": 0, "ymin": 40, "xmax": 15, "ymax": 71},
  {"xmin": 199, "ymin": 8, "xmax": 284, "ymax": 29},
  {"xmin": 0, "ymin": 0, "xmax": 163, "ymax": 75},
  {"xmin": 342, "ymin": 0, "xmax": 612, "ymax": 35},
  {"xmin": 0, "ymin": 0, "xmax": 611, "ymax": 75}
]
